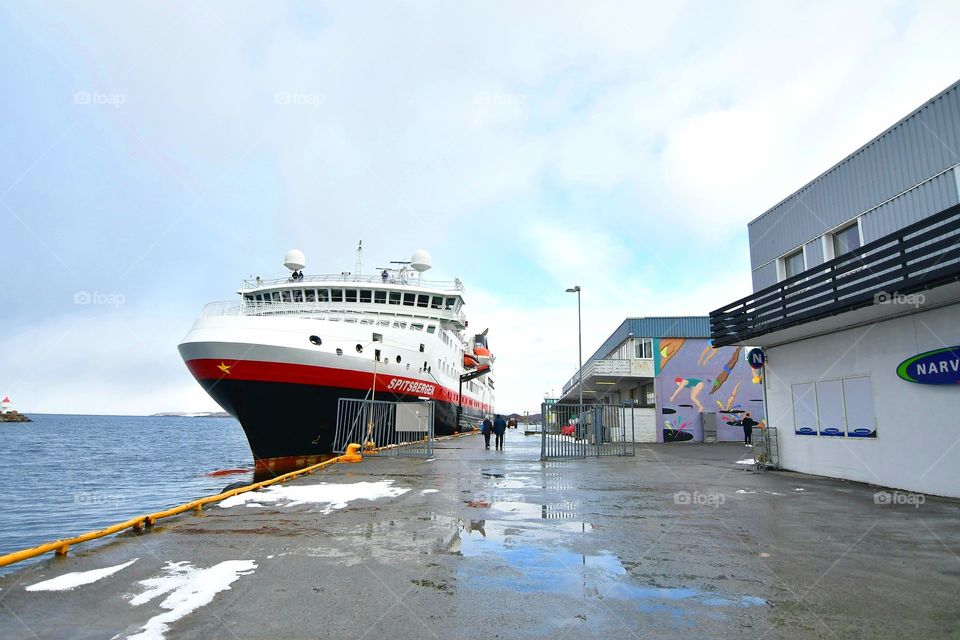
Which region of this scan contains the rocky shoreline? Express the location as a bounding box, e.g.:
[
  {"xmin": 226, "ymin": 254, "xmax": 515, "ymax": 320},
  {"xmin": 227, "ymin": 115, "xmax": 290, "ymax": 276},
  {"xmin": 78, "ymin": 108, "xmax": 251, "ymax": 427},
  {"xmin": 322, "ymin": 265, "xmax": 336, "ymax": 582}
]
[{"xmin": 1, "ymin": 411, "xmax": 31, "ymax": 422}]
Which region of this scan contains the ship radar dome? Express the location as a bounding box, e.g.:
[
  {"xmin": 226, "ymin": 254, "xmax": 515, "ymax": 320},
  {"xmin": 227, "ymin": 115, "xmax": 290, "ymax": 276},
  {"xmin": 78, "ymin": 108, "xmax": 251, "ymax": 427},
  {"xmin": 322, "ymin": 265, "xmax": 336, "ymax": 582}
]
[
  {"xmin": 410, "ymin": 249, "xmax": 432, "ymax": 273},
  {"xmin": 283, "ymin": 249, "xmax": 306, "ymax": 272}
]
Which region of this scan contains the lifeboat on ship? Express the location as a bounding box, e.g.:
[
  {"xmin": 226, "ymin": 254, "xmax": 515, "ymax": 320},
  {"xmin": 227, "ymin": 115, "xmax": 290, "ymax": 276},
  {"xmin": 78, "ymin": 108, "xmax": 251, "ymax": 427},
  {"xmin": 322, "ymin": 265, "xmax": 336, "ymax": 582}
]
[
  {"xmin": 473, "ymin": 329, "xmax": 494, "ymax": 366},
  {"xmin": 463, "ymin": 353, "xmax": 479, "ymax": 369}
]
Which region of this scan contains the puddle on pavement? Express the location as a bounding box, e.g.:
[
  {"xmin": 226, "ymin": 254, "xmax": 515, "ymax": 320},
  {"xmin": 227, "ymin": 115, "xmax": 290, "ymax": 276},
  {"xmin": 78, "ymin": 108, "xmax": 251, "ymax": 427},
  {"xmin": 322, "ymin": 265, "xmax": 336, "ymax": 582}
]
[{"xmin": 445, "ymin": 514, "xmax": 766, "ymax": 617}]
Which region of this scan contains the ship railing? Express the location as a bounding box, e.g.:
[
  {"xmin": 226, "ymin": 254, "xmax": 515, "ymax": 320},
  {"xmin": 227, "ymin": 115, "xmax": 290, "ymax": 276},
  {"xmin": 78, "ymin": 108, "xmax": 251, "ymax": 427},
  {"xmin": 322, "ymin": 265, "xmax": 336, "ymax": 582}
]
[
  {"xmin": 242, "ymin": 273, "xmax": 465, "ymax": 292},
  {"xmin": 198, "ymin": 300, "xmax": 467, "ymax": 326}
]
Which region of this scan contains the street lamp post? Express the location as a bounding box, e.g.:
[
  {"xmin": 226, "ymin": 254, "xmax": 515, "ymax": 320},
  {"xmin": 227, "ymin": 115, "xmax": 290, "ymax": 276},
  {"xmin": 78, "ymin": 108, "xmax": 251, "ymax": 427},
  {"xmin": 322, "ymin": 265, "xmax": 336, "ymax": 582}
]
[{"xmin": 565, "ymin": 285, "xmax": 582, "ymax": 407}]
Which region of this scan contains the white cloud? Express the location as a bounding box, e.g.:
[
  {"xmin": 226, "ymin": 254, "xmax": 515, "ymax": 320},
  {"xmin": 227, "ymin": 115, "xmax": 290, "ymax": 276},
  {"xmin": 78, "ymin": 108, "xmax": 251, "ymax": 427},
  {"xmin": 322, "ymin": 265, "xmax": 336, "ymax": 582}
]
[{"xmin": 3, "ymin": 0, "xmax": 960, "ymax": 418}]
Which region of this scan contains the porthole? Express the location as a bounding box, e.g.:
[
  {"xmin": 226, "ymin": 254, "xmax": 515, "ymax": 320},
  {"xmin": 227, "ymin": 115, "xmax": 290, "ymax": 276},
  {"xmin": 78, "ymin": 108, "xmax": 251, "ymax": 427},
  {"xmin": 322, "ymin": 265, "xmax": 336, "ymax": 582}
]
[
  {"xmin": 356, "ymin": 344, "xmax": 363, "ymax": 353},
  {"xmin": 309, "ymin": 335, "xmax": 322, "ymax": 346},
  {"xmin": 396, "ymin": 355, "xmax": 402, "ymax": 364},
  {"xmin": 336, "ymin": 348, "xmax": 343, "ymax": 356}
]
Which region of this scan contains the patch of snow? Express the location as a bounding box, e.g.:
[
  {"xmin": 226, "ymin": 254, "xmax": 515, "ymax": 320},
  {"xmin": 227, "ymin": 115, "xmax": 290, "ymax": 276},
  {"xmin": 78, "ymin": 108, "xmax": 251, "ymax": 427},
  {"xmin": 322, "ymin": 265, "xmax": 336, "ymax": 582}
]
[
  {"xmin": 794, "ymin": 488, "xmax": 805, "ymax": 492},
  {"xmin": 126, "ymin": 560, "xmax": 256, "ymax": 640},
  {"xmin": 26, "ymin": 559, "xmax": 138, "ymax": 592},
  {"xmin": 735, "ymin": 490, "xmax": 756, "ymax": 494},
  {"xmin": 736, "ymin": 459, "xmax": 756, "ymax": 465},
  {"xmin": 764, "ymin": 491, "xmax": 785, "ymax": 496},
  {"xmin": 219, "ymin": 480, "xmax": 409, "ymax": 514},
  {"xmin": 421, "ymin": 489, "xmax": 439, "ymax": 494}
]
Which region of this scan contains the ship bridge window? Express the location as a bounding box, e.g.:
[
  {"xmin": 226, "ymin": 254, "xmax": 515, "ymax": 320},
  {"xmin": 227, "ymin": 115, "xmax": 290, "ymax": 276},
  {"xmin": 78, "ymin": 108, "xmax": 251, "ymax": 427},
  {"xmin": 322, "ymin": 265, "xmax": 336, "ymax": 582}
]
[
  {"xmin": 411, "ymin": 323, "xmax": 424, "ymax": 331},
  {"xmin": 416, "ymin": 294, "xmax": 429, "ymax": 308},
  {"xmin": 374, "ymin": 290, "xmax": 387, "ymax": 304},
  {"xmin": 293, "ymin": 289, "xmax": 304, "ymax": 303},
  {"xmin": 281, "ymin": 290, "xmax": 292, "ymax": 302},
  {"xmin": 360, "ymin": 289, "xmax": 372, "ymax": 303},
  {"xmin": 431, "ymin": 296, "xmax": 443, "ymax": 309},
  {"xmin": 427, "ymin": 325, "xmax": 436, "ymax": 334},
  {"xmin": 317, "ymin": 289, "xmax": 329, "ymax": 302},
  {"xmin": 376, "ymin": 319, "xmax": 390, "ymax": 327},
  {"xmin": 331, "ymin": 289, "xmax": 344, "ymax": 303},
  {"xmin": 345, "ymin": 289, "xmax": 358, "ymax": 303},
  {"xmin": 393, "ymin": 321, "xmax": 407, "ymax": 329},
  {"xmin": 445, "ymin": 297, "xmax": 456, "ymax": 310},
  {"xmin": 389, "ymin": 291, "xmax": 401, "ymax": 305},
  {"xmin": 360, "ymin": 319, "xmax": 374, "ymax": 325},
  {"xmin": 403, "ymin": 293, "xmax": 416, "ymax": 306},
  {"xmin": 244, "ymin": 294, "xmax": 254, "ymax": 301},
  {"xmin": 305, "ymin": 289, "xmax": 316, "ymax": 302}
]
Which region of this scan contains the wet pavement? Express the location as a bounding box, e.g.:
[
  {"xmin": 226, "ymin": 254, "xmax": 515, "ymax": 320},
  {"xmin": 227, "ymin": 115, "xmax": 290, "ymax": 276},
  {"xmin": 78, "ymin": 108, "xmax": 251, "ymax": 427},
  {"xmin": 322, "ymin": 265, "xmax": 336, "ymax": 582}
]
[{"xmin": 1, "ymin": 433, "xmax": 959, "ymax": 639}]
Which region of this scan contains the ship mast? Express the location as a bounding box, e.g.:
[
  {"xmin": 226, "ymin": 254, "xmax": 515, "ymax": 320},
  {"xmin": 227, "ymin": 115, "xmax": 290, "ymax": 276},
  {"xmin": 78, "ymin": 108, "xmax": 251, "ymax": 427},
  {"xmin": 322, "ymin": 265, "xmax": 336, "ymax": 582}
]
[{"xmin": 355, "ymin": 240, "xmax": 363, "ymax": 276}]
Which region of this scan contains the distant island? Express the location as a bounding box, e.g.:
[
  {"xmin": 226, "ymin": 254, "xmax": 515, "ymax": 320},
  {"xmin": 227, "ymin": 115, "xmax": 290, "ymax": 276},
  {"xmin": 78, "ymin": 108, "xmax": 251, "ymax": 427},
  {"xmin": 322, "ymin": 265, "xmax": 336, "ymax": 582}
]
[
  {"xmin": 150, "ymin": 411, "xmax": 232, "ymax": 418},
  {"xmin": 1, "ymin": 411, "xmax": 31, "ymax": 422}
]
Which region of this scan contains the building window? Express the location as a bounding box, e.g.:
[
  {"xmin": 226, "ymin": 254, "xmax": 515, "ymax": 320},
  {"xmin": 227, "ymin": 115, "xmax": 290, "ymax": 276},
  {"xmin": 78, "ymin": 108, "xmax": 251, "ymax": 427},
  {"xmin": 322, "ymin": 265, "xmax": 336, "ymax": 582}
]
[
  {"xmin": 831, "ymin": 221, "xmax": 861, "ymax": 259},
  {"xmin": 783, "ymin": 249, "xmax": 805, "ymax": 279},
  {"xmin": 635, "ymin": 338, "xmax": 653, "ymax": 359},
  {"xmin": 791, "ymin": 376, "xmax": 876, "ymax": 438}
]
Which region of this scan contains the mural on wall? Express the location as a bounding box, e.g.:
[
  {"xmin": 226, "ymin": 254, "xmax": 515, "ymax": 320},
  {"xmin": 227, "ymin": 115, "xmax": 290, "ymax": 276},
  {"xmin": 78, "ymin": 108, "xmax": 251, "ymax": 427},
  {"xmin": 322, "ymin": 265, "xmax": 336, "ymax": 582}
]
[
  {"xmin": 656, "ymin": 338, "xmax": 686, "ymax": 375},
  {"xmin": 656, "ymin": 339, "xmax": 764, "ymax": 443}
]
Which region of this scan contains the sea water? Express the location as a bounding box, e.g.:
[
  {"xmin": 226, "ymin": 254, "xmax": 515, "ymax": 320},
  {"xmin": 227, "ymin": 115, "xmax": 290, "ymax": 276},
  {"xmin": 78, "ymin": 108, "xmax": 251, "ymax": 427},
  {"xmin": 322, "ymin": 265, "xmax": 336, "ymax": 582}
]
[{"xmin": 0, "ymin": 414, "xmax": 252, "ymax": 573}]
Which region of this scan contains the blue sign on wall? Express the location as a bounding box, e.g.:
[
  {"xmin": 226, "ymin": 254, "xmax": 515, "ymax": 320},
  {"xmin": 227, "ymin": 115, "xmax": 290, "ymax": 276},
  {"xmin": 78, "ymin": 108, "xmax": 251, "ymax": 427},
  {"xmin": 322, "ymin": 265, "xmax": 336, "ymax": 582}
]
[
  {"xmin": 746, "ymin": 348, "xmax": 765, "ymax": 369},
  {"xmin": 896, "ymin": 346, "xmax": 960, "ymax": 385}
]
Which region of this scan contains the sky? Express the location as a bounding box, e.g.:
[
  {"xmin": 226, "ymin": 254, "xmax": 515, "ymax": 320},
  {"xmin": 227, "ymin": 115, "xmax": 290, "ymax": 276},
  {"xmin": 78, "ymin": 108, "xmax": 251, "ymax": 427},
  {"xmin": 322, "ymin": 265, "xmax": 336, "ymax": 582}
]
[{"xmin": 1, "ymin": 0, "xmax": 959, "ymax": 415}]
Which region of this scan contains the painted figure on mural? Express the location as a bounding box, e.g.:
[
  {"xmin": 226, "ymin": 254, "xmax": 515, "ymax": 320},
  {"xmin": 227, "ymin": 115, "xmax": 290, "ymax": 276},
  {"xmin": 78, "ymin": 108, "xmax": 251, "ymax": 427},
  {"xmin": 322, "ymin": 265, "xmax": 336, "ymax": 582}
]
[{"xmin": 670, "ymin": 376, "xmax": 705, "ymax": 412}]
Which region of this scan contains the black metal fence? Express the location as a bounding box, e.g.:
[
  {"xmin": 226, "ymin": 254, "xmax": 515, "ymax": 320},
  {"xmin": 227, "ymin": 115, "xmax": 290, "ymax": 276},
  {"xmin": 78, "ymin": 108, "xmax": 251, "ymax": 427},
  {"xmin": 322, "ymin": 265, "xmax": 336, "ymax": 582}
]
[
  {"xmin": 540, "ymin": 403, "xmax": 636, "ymax": 459},
  {"xmin": 710, "ymin": 203, "xmax": 960, "ymax": 346}
]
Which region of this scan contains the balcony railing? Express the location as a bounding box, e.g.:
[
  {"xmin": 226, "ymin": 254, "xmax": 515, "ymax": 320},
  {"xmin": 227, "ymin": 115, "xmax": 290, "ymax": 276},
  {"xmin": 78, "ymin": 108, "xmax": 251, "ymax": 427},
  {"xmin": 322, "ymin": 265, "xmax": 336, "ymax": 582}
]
[
  {"xmin": 710, "ymin": 202, "xmax": 960, "ymax": 347},
  {"xmin": 562, "ymin": 359, "xmax": 646, "ymax": 395}
]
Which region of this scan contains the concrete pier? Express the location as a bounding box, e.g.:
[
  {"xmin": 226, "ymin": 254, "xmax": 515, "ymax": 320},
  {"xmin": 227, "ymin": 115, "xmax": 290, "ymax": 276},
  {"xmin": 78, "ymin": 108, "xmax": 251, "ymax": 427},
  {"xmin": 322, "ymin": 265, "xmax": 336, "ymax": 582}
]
[{"xmin": 1, "ymin": 434, "xmax": 958, "ymax": 639}]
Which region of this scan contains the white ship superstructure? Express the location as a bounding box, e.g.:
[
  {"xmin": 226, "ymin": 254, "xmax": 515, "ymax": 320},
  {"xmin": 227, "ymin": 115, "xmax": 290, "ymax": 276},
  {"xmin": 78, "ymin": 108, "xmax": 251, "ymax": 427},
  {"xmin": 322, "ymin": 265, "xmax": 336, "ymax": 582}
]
[{"xmin": 179, "ymin": 248, "xmax": 494, "ymax": 474}]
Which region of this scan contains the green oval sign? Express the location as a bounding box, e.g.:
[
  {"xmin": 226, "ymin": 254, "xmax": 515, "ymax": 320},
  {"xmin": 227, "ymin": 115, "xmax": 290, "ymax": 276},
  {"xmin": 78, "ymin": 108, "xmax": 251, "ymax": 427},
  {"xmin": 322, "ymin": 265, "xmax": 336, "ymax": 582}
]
[{"xmin": 896, "ymin": 346, "xmax": 960, "ymax": 384}]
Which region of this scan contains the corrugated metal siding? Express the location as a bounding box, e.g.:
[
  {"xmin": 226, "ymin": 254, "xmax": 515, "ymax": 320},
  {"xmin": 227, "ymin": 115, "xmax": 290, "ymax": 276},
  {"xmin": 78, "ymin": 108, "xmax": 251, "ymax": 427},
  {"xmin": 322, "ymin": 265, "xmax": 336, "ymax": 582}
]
[
  {"xmin": 804, "ymin": 237, "xmax": 824, "ymax": 269},
  {"xmin": 751, "ymin": 262, "xmax": 778, "ymax": 291},
  {"xmin": 748, "ymin": 80, "xmax": 960, "ymax": 275},
  {"xmin": 861, "ymin": 168, "xmax": 960, "ymax": 243},
  {"xmin": 588, "ymin": 317, "xmax": 711, "ymax": 363}
]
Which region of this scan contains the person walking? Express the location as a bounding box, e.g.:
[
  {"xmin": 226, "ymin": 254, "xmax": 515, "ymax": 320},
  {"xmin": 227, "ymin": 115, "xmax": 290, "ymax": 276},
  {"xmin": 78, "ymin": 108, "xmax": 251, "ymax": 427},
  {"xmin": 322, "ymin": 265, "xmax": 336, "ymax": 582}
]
[
  {"xmin": 481, "ymin": 416, "xmax": 493, "ymax": 449},
  {"xmin": 493, "ymin": 414, "xmax": 507, "ymax": 451},
  {"xmin": 741, "ymin": 412, "xmax": 759, "ymax": 446}
]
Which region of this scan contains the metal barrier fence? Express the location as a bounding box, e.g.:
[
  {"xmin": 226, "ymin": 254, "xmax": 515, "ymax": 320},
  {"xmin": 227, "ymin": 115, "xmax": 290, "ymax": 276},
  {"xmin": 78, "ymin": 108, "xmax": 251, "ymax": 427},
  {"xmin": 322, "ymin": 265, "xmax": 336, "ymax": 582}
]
[
  {"xmin": 333, "ymin": 398, "xmax": 434, "ymax": 457},
  {"xmin": 541, "ymin": 403, "xmax": 636, "ymax": 459}
]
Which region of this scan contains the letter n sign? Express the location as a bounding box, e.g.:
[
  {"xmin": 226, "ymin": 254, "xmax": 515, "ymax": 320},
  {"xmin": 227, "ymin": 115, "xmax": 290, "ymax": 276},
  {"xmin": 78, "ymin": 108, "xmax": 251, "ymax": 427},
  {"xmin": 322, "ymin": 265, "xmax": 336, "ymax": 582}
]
[{"xmin": 747, "ymin": 348, "xmax": 765, "ymax": 369}]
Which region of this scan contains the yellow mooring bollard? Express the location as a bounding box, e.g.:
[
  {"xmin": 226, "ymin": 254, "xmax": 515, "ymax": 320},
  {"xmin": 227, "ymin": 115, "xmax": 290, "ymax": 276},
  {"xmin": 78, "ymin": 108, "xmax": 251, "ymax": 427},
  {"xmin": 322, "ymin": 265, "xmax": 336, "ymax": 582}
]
[{"xmin": 342, "ymin": 443, "xmax": 363, "ymax": 463}]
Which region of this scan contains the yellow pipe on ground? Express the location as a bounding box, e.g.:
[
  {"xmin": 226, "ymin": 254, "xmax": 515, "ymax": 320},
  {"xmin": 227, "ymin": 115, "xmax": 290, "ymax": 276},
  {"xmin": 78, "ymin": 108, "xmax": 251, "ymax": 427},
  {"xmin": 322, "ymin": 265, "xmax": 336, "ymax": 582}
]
[{"xmin": 0, "ymin": 445, "xmax": 363, "ymax": 568}]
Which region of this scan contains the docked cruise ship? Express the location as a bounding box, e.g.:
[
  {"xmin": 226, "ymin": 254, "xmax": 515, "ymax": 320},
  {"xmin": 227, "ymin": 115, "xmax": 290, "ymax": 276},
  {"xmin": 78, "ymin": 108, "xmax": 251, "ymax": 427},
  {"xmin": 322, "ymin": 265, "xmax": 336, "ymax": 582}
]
[{"xmin": 178, "ymin": 248, "xmax": 495, "ymax": 474}]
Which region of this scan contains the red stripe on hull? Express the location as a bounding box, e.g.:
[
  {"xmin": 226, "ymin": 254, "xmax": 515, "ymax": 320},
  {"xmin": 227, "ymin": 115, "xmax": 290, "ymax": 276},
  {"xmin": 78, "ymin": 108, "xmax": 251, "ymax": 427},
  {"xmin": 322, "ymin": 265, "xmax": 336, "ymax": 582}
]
[{"xmin": 185, "ymin": 358, "xmax": 493, "ymax": 413}]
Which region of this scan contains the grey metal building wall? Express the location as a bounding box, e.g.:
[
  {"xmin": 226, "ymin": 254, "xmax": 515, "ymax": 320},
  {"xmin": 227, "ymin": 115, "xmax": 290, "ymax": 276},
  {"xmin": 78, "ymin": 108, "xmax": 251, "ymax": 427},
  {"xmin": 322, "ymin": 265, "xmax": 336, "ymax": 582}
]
[{"xmin": 748, "ymin": 80, "xmax": 960, "ymax": 291}]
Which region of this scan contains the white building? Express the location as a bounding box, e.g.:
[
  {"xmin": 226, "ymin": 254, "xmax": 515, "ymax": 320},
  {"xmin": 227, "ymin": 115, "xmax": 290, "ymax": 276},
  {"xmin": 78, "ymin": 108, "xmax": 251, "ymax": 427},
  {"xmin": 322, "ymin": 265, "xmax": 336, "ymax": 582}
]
[{"xmin": 711, "ymin": 80, "xmax": 960, "ymax": 498}]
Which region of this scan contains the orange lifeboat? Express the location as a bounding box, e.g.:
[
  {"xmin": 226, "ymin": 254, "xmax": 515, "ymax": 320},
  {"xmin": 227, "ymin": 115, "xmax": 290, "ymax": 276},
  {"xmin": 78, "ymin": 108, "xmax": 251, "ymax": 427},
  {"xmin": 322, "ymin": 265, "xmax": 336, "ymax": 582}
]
[
  {"xmin": 473, "ymin": 329, "xmax": 494, "ymax": 366},
  {"xmin": 463, "ymin": 353, "xmax": 479, "ymax": 369}
]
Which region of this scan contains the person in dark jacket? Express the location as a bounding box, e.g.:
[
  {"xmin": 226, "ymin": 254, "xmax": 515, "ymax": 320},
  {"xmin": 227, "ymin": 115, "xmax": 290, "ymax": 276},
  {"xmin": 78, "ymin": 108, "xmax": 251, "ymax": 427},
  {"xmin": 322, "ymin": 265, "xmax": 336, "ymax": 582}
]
[
  {"xmin": 741, "ymin": 412, "xmax": 759, "ymax": 446},
  {"xmin": 481, "ymin": 417, "xmax": 493, "ymax": 449},
  {"xmin": 493, "ymin": 414, "xmax": 507, "ymax": 451}
]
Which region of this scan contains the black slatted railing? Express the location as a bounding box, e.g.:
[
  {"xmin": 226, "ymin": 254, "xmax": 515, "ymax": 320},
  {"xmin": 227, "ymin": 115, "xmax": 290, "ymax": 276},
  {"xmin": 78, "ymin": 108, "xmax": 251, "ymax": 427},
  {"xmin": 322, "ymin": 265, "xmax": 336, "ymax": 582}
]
[{"xmin": 710, "ymin": 203, "xmax": 960, "ymax": 346}]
